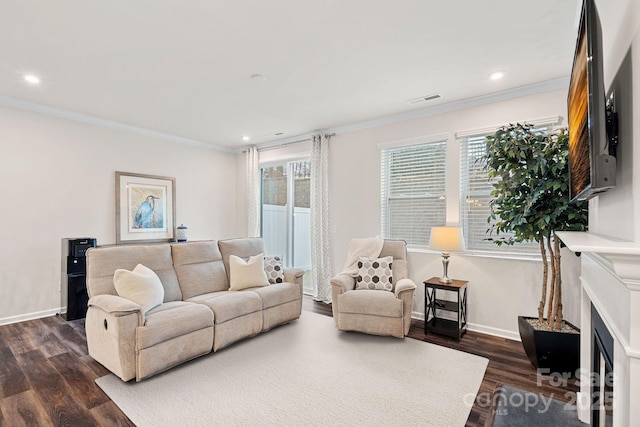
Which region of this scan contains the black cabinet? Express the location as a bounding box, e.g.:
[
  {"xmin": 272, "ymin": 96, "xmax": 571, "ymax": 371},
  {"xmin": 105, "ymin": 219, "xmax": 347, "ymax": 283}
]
[{"xmin": 61, "ymin": 238, "xmax": 96, "ymax": 321}]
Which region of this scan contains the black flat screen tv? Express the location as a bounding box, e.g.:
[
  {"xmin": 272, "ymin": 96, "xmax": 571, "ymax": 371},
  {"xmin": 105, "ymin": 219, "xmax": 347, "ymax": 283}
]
[{"xmin": 567, "ymin": 0, "xmax": 616, "ymax": 202}]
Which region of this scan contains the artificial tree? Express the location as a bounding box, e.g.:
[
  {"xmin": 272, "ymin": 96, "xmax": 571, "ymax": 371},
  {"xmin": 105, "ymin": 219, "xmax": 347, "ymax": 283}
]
[{"xmin": 483, "ymin": 123, "xmax": 588, "ymax": 331}]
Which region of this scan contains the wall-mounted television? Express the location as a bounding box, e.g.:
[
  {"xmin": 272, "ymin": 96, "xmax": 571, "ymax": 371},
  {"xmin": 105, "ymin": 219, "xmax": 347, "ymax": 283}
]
[{"xmin": 567, "ymin": 0, "xmax": 617, "ymax": 203}]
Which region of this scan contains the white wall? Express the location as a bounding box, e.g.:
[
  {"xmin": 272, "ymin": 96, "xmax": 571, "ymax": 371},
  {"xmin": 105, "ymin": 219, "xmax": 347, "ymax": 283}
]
[
  {"xmin": 592, "ymin": 0, "xmax": 640, "ymax": 242},
  {"xmin": 328, "ymin": 88, "xmax": 582, "ymax": 339},
  {"xmin": 0, "ymin": 106, "xmax": 240, "ymax": 324}
]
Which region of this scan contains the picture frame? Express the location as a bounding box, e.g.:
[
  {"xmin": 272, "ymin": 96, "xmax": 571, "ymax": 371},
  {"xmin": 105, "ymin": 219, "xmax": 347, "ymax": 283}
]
[{"xmin": 115, "ymin": 171, "xmax": 176, "ymax": 244}]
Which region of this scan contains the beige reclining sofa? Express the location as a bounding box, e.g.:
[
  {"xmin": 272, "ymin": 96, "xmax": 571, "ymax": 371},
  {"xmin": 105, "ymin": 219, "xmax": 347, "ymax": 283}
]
[{"xmin": 85, "ymin": 237, "xmax": 303, "ymax": 382}]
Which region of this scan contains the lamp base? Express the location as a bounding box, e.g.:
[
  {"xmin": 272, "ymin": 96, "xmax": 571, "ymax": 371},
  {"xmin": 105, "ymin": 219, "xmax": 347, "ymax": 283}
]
[{"xmin": 440, "ymin": 252, "xmax": 452, "ymax": 283}]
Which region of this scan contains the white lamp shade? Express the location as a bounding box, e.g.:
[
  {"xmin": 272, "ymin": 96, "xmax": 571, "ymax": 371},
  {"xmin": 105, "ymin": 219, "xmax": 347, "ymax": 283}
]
[{"xmin": 430, "ymin": 226, "xmax": 465, "ymax": 252}]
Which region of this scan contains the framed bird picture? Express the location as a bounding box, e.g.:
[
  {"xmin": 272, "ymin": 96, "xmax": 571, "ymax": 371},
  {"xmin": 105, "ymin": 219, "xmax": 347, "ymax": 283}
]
[{"xmin": 115, "ymin": 171, "xmax": 176, "ymax": 244}]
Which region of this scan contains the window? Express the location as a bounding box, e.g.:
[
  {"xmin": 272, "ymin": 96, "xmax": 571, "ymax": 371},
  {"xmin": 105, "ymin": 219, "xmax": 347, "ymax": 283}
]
[
  {"xmin": 381, "ymin": 140, "xmax": 447, "ymax": 247},
  {"xmin": 459, "ymin": 129, "xmax": 551, "ymax": 255},
  {"xmin": 260, "ymin": 160, "xmax": 312, "ymax": 273}
]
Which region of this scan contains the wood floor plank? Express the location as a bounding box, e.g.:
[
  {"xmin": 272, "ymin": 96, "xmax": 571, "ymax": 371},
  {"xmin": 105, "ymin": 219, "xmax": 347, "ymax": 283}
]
[
  {"xmin": 0, "ymin": 390, "xmax": 54, "ymax": 427},
  {"xmin": 50, "ymin": 318, "xmax": 89, "ymax": 358},
  {"xmin": 30, "ymin": 318, "xmax": 71, "ymax": 358},
  {"xmin": 89, "ymin": 401, "xmax": 136, "ymax": 427},
  {"xmin": 15, "ymin": 350, "xmax": 99, "ymax": 426},
  {"xmin": 2, "ymin": 323, "xmax": 36, "ymax": 356},
  {"xmin": 0, "ymin": 347, "xmax": 29, "ymax": 399},
  {"xmin": 49, "ymin": 352, "xmax": 110, "ymax": 410}
]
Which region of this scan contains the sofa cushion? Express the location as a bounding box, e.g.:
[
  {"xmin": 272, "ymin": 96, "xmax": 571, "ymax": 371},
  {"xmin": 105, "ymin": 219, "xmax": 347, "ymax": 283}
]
[
  {"xmin": 218, "ymin": 238, "xmax": 265, "ymax": 282},
  {"xmin": 228, "ymin": 254, "xmax": 269, "ymax": 291},
  {"xmin": 264, "ymin": 255, "xmax": 285, "ymax": 284},
  {"xmin": 249, "ymin": 282, "xmax": 301, "ymax": 309},
  {"xmin": 114, "ymin": 264, "xmax": 165, "ymax": 314},
  {"xmin": 339, "ymin": 290, "xmax": 403, "ymax": 317},
  {"xmin": 86, "ymin": 244, "xmax": 182, "ymax": 302},
  {"xmin": 355, "ymin": 256, "xmax": 393, "ymax": 292},
  {"xmin": 187, "ymin": 291, "xmax": 263, "ymax": 324},
  {"xmin": 137, "ymin": 301, "xmax": 214, "ymax": 350},
  {"xmin": 172, "ymin": 241, "xmax": 229, "ymax": 298}
]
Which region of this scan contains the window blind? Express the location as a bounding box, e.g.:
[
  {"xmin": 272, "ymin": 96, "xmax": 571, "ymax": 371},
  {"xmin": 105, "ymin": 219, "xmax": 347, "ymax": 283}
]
[
  {"xmin": 381, "ymin": 141, "xmax": 446, "ymax": 247},
  {"xmin": 459, "ymin": 132, "xmax": 547, "ymax": 255}
]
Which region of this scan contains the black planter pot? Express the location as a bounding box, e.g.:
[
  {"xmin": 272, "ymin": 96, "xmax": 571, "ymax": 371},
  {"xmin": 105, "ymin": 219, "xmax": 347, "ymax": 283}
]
[{"xmin": 517, "ymin": 316, "xmax": 580, "ymax": 375}]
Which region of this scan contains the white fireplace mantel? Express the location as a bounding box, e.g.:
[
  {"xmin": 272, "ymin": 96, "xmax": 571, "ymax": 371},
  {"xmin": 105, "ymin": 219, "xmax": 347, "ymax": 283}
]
[
  {"xmin": 556, "ymin": 231, "xmax": 640, "ymax": 427},
  {"xmin": 557, "ymin": 231, "xmax": 640, "ymax": 285}
]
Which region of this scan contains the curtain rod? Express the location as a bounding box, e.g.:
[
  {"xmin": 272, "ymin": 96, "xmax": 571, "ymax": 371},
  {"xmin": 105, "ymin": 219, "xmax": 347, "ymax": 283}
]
[{"xmin": 244, "ymin": 132, "xmax": 336, "ymax": 153}]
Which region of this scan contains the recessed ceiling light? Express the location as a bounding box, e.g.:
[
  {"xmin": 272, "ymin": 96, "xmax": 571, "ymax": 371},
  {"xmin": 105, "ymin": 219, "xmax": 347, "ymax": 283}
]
[
  {"xmin": 489, "ymin": 71, "xmax": 505, "ymax": 81},
  {"xmin": 23, "ymin": 74, "xmax": 41, "ymax": 84},
  {"xmin": 242, "ymin": 136, "xmax": 250, "ymax": 142}
]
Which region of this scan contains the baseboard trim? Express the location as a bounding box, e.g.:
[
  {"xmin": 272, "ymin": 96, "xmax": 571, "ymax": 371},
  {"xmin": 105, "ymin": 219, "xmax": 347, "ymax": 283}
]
[
  {"xmin": 411, "ymin": 310, "xmax": 521, "ymax": 341},
  {"xmin": 0, "ymin": 307, "xmax": 64, "ymax": 326},
  {"xmin": 467, "ymin": 323, "xmax": 520, "ymax": 341}
]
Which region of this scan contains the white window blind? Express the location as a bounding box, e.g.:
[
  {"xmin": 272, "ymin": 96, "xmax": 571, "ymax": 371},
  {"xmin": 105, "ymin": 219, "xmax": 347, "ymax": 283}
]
[
  {"xmin": 460, "ymin": 129, "xmax": 552, "ymax": 255},
  {"xmin": 381, "ymin": 141, "xmax": 446, "ymax": 247}
]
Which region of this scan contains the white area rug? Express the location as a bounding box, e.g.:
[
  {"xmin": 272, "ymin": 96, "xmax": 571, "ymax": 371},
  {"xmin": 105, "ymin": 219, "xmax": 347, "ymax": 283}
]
[{"xmin": 96, "ymin": 312, "xmax": 488, "ymax": 426}]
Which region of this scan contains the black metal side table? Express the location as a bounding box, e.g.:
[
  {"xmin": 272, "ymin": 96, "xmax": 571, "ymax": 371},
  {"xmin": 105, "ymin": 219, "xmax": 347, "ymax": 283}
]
[{"xmin": 423, "ymin": 276, "xmax": 468, "ymax": 341}]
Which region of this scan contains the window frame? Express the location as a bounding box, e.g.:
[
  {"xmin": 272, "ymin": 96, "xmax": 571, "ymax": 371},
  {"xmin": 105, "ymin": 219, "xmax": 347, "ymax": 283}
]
[
  {"xmin": 379, "ymin": 135, "xmax": 448, "ymax": 249},
  {"xmin": 457, "ymin": 116, "xmax": 562, "ymax": 258}
]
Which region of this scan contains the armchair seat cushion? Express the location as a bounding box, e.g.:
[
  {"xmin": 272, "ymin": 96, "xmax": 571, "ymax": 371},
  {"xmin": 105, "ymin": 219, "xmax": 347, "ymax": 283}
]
[
  {"xmin": 338, "ymin": 290, "xmax": 403, "ymax": 318},
  {"xmin": 138, "ymin": 302, "xmax": 213, "ymax": 350}
]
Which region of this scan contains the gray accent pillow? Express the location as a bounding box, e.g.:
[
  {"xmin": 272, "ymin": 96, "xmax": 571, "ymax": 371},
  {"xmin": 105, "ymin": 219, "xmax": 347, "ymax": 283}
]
[
  {"xmin": 355, "ymin": 256, "xmax": 393, "ymax": 291},
  {"xmin": 264, "ymin": 255, "xmax": 285, "ymax": 284}
]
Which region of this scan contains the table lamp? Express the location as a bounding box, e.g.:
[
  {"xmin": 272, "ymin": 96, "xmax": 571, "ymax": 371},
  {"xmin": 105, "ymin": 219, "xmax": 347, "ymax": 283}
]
[{"xmin": 430, "ymin": 226, "xmax": 465, "ymax": 283}]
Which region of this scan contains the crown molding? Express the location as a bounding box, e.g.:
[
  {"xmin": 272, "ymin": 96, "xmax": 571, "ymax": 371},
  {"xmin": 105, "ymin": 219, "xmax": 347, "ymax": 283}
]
[
  {"xmin": 454, "ymin": 115, "xmax": 563, "ymax": 139},
  {"xmin": 3, "ymin": 76, "xmax": 568, "ymax": 155},
  {"xmin": 0, "ymin": 95, "xmax": 238, "ymax": 153},
  {"xmin": 261, "ymin": 76, "xmax": 570, "ymax": 149}
]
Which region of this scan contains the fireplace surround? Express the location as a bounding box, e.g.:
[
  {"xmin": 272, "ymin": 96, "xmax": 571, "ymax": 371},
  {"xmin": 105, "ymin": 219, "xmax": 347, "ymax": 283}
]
[
  {"xmin": 557, "ymin": 231, "xmax": 640, "ymax": 427},
  {"xmin": 591, "ymin": 304, "xmax": 613, "ymax": 426}
]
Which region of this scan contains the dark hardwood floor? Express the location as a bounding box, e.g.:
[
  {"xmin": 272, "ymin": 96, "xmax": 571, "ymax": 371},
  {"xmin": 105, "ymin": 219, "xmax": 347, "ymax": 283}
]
[{"xmin": 0, "ymin": 298, "xmax": 576, "ymax": 426}]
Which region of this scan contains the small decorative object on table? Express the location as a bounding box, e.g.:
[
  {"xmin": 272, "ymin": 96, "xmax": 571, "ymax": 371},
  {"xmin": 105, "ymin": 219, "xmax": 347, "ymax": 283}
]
[
  {"xmin": 423, "ymin": 276, "xmax": 468, "ymax": 341},
  {"xmin": 176, "ymin": 224, "xmax": 188, "ymax": 242}
]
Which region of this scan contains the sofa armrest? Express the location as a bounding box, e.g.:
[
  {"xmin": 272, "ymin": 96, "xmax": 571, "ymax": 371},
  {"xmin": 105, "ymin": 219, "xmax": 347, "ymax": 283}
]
[
  {"xmin": 284, "ymin": 268, "xmax": 305, "ymax": 286},
  {"xmin": 86, "ymin": 295, "xmax": 143, "ymax": 382},
  {"xmin": 330, "ymin": 274, "xmax": 355, "ymax": 294},
  {"xmin": 330, "ymin": 274, "xmax": 355, "ymax": 323},
  {"xmin": 89, "ymin": 294, "xmax": 142, "ymax": 316},
  {"xmin": 395, "ymin": 278, "xmax": 416, "ymax": 336},
  {"xmin": 394, "ymin": 278, "xmax": 416, "ymax": 297},
  {"xmin": 88, "ymin": 294, "xmax": 144, "ymax": 325}
]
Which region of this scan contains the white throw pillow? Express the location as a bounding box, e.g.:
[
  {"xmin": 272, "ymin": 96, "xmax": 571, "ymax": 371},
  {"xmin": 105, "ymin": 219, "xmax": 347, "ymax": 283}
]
[
  {"xmin": 229, "ymin": 254, "xmax": 270, "ymax": 291},
  {"xmin": 355, "ymin": 256, "xmax": 393, "ymax": 291},
  {"xmin": 113, "ymin": 264, "xmax": 165, "ymax": 313}
]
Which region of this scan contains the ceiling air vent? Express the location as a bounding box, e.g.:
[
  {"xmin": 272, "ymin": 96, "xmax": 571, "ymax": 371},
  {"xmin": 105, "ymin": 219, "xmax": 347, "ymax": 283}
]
[{"xmin": 406, "ymin": 93, "xmax": 441, "ymax": 105}]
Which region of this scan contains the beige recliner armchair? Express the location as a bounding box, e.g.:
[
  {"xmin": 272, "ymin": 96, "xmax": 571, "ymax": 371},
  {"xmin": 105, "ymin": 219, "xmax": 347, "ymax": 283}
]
[{"xmin": 330, "ymin": 239, "xmax": 416, "ymax": 338}]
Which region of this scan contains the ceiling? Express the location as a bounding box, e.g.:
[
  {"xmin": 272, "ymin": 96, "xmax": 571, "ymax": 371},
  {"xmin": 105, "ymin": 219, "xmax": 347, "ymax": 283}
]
[{"xmin": 1, "ymin": 0, "xmax": 581, "ymax": 150}]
